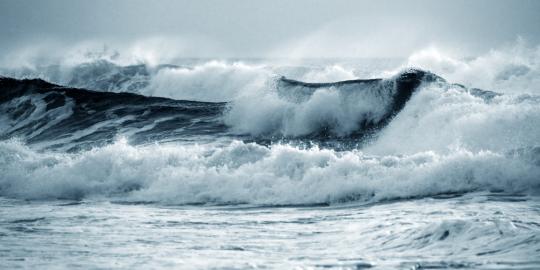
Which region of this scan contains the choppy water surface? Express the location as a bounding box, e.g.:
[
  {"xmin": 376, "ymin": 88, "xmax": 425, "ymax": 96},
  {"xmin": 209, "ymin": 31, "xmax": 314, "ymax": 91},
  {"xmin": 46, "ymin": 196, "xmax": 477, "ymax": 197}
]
[{"xmin": 1, "ymin": 194, "xmax": 539, "ymax": 269}]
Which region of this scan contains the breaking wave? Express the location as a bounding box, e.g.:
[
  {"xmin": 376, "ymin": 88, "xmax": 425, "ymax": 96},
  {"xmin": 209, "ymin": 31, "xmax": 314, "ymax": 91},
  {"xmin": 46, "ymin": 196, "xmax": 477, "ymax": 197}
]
[
  {"xmin": 1, "ymin": 41, "xmax": 540, "ymax": 204},
  {"xmin": 1, "ymin": 70, "xmax": 539, "ymax": 204},
  {"xmin": 401, "ymin": 40, "xmax": 540, "ymax": 94},
  {"xmin": 0, "ymin": 69, "xmax": 443, "ymax": 148},
  {"xmin": 0, "ymin": 59, "xmax": 366, "ymax": 102},
  {"xmin": 0, "ymin": 139, "xmax": 538, "ymax": 204}
]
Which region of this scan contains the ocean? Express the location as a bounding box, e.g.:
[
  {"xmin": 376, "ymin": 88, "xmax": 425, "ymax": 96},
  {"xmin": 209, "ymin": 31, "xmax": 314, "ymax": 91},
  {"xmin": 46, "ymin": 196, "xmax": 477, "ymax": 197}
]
[{"xmin": 1, "ymin": 46, "xmax": 539, "ymax": 269}]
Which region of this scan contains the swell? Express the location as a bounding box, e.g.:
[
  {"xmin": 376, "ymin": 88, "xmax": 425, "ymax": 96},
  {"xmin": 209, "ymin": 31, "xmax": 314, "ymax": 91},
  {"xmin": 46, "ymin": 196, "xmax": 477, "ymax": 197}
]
[{"xmin": 0, "ymin": 77, "xmax": 227, "ymax": 151}]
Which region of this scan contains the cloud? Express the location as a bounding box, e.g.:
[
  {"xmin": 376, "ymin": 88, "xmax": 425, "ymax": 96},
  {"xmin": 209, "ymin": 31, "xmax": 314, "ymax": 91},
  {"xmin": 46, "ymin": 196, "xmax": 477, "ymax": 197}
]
[{"xmin": 267, "ymin": 18, "xmax": 451, "ymax": 58}]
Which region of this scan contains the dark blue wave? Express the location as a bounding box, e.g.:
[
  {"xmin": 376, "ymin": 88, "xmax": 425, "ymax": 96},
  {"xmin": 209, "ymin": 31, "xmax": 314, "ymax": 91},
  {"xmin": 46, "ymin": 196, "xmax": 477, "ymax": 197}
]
[{"xmin": 0, "ymin": 69, "xmax": 498, "ymax": 151}]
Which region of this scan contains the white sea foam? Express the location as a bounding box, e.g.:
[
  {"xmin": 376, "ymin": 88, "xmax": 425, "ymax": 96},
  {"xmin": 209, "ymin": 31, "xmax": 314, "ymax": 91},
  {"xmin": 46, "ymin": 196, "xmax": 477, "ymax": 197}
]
[
  {"xmin": 142, "ymin": 61, "xmax": 368, "ymax": 102},
  {"xmin": 298, "ymin": 65, "xmax": 357, "ymax": 82},
  {"xmin": 142, "ymin": 61, "xmax": 271, "ymax": 102},
  {"xmin": 223, "ymin": 77, "xmax": 394, "ymax": 136},
  {"xmin": 1, "ymin": 41, "xmax": 540, "ymax": 205},
  {"xmin": 401, "ymin": 40, "xmax": 540, "ymax": 94},
  {"xmin": 4, "ymin": 68, "xmax": 538, "ymax": 204},
  {"xmin": 365, "ymin": 84, "xmax": 540, "ymax": 155},
  {"xmin": 0, "ymin": 58, "xmax": 366, "ymax": 102},
  {"xmin": 0, "ymin": 138, "xmax": 538, "ymax": 204},
  {"xmin": 3, "ymin": 39, "xmax": 539, "ymax": 98}
]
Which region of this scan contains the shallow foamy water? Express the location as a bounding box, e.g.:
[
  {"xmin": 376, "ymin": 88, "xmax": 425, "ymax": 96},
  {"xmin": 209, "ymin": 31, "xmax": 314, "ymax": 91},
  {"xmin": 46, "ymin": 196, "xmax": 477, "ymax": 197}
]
[{"xmin": 1, "ymin": 194, "xmax": 539, "ymax": 269}]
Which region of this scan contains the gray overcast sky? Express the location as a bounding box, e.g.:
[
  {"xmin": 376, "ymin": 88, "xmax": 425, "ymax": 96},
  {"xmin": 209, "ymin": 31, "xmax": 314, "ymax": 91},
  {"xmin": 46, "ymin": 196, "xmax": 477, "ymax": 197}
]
[{"xmin": 0, "ymin": 0, "xmax": 539, "ymax": 58}]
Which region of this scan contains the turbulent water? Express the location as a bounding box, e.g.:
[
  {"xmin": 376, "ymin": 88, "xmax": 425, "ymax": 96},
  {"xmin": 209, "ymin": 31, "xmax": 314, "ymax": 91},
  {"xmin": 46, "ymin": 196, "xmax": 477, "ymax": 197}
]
[{"xmin": 1, "ymin": 45, "xmax": 540, "ymax": 269}]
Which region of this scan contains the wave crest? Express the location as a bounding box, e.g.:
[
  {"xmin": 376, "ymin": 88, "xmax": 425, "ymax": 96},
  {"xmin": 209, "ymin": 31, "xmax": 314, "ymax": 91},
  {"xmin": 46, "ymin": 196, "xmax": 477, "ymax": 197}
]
[{"xmin": 225, "ymin": 69, "xmax": 443, "ymax": 137}]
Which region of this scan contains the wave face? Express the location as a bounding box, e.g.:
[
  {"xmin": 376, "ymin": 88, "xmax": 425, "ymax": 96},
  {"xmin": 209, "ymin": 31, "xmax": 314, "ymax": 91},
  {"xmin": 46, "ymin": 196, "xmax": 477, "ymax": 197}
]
[
  {"xmin": 225, "ymin": 69, "xmax": 444, "ymax": 137},
  {"xmin": 0, "ymin": 77, "xmax": 227, "ymax": 151}
]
